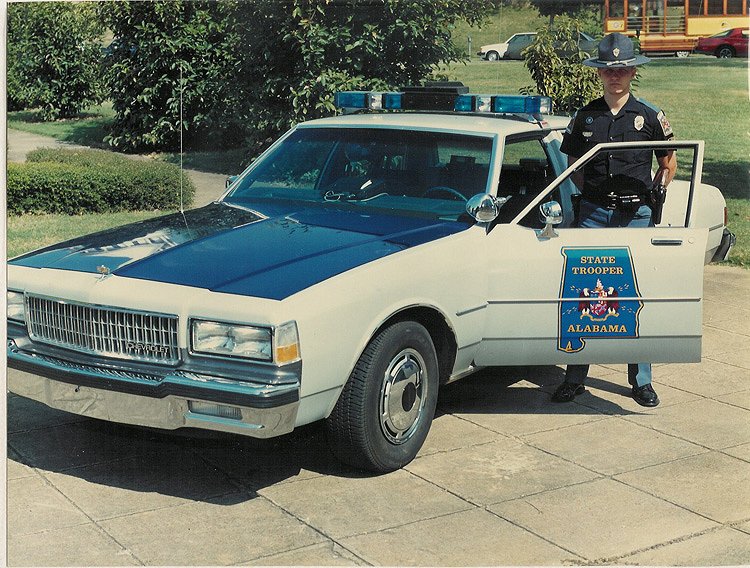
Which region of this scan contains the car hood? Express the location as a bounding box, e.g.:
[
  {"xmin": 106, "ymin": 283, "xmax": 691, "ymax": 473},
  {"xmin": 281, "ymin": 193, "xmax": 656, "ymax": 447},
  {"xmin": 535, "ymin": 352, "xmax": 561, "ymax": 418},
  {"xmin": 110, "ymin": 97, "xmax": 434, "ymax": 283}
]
[{"xmin": 11, "ymin": 202, "xmax": 469, "ymax": 300}]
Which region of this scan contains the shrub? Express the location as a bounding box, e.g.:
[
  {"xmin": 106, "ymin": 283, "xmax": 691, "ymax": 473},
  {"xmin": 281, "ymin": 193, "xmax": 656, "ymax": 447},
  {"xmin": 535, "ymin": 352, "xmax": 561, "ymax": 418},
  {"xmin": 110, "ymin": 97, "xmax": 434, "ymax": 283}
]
[
  {"xmin": 7, "ymin": 3, "xmax": 105, "ymax": 120},
  {"xmin": 521, "ymin": 19, "xmax": 601, "ymax": 114},
  {"xmin": 8, "ymin": 148, "xmax": 194, "ymax": 215}
]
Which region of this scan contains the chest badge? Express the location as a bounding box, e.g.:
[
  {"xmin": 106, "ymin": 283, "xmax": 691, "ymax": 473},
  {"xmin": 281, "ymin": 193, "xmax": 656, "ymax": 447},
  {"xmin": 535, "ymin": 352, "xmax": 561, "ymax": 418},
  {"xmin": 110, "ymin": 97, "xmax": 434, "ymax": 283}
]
[
  {"xmin": 634, "ymin": 115, "xmax": 645, "ymax": 131},
  {"xmin": 585, "ymin": 116, "xmax": 594, "ymax": 125}
]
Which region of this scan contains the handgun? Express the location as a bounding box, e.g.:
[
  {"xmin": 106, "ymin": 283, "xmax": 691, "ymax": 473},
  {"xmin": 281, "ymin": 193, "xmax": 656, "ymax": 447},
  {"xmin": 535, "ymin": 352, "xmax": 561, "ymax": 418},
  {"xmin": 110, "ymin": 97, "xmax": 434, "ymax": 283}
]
[{"xmin": 649, "ymin": 183, "xmax": 667, "ymax": 225}]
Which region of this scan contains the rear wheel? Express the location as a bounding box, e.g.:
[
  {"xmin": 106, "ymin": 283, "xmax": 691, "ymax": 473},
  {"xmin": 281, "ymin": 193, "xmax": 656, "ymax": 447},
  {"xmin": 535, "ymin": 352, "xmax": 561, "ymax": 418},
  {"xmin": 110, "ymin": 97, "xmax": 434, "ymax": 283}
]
[
  {"xmin": 717, "ymin": 45, "xmax": 735, "ymax": 58},
  {"xmin": 325, "ymin": 321, "xmax": 439, "ymax": 472},
  {"xmin": 675, "ymin": 50, "xmax": 690, "ymax": 58}
]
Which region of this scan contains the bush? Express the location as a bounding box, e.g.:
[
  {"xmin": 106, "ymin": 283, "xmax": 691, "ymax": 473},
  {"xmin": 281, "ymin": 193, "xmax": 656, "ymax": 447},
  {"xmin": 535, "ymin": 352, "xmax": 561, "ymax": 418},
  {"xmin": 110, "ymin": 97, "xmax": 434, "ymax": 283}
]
[
  {"xmin": 8, "ymin": 148, "xmax": 194, "ymax": 215},
  {"xmin": 521, "ymin": 19, "xmax": 601, "ymax": 114},
  {"xmin": 7, "ymin": 3, "xmax": 105, "ymax": 120}
]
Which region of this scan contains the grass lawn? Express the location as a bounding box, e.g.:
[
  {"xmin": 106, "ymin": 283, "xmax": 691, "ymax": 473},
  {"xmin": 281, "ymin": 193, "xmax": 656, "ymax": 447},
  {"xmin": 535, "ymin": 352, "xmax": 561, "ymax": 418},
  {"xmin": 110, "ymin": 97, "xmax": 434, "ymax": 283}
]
[
  {"xmin": 7, "ymin": 103, "xmax": 116, "ymax": 148},
  {"xmin": 7, "ymin": 56, "xmax": 748, "ymax": 267}
]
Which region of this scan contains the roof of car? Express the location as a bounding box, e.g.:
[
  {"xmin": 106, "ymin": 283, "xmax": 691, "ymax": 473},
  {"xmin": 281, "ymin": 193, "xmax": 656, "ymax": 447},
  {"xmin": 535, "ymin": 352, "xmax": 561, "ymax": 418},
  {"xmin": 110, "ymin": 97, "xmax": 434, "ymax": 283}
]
[{"xmin": 299, "ymin": 111, "xmax": 565, "ymax": 137}]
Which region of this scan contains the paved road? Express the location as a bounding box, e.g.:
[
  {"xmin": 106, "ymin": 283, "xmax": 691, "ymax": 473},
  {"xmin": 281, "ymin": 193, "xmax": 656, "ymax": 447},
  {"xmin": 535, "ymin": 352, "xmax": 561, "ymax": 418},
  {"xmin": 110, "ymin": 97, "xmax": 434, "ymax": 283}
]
[{"xmin": 6, "ymin": 129, "xmax": 750, "ymax": 566}]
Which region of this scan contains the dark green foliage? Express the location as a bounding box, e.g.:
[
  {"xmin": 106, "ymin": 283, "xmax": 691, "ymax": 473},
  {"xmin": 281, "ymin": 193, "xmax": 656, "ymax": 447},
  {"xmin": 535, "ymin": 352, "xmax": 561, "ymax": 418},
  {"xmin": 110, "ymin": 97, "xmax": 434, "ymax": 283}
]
[
  {"xmin": 8, "ymin": 149, "xmax": 194, "ymax": 215},
  {"xmin": 522, "ymin": 20, "xmax": 602, "ymax": 114},
  {"xmin": 530, "ymin": 0, "xmax": 602, "ymax": 25},
  {"xmin": 97, "ymin": 0, "xmax": 487, "ymax": 155},
  {"xmin": 7, "ymin": 3, "xmax": 105, "ymax": 120},
  {"xmin": 97, "ymin": 1, "xmax": 241, "ymax": 152}
]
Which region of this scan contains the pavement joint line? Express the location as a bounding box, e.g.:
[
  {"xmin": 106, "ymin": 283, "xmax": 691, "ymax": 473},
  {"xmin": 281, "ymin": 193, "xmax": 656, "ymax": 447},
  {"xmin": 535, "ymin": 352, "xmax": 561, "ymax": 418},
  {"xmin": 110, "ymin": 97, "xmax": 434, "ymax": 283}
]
[
  {"xmin": 702, "ymin": 355, "xmax": 750, "ymax": 372},
  {"xmin": 616, "ymin": 399, "xmax": 750, "ymax": 452},
  {"xmin": 449, "ymin": 406, "xmax": 612, "ymax": 439},
  {"xmin": 709, "ymin": 396, "xmax": 750, "ymax": 413},
  {"xmin": 609, "ymin": 466, "xmax": 739, "ymax": 526},
  {"xmin": 12, "ymin": 466, "xmax": 148, "ymax": 566},
  {"xmin": 718, "ymin": 447, "xmax": 750, "ymax": 464},
  {"xmin": 594, "ymin": 523, "xmax": 736, "ymax": 565},
  {"xmin": 236, "ymin": 538, "xmax": 371, "ymax": 566},
  {"xmin": 517, "ymin": 415, "xmax": 712, "ymax": 476},
  {"xmin": 731, "ymin": 518, "xmax": 750, "ymax": 535},
  {"xmin": 253, "ymin": 490, "xmax": 383, "ymax": 564},
  {"xmin": 703, "ymin": 322, "xmax": 750, "ymax": 337},
  {"xmin": 483, "ymin": 505, "xmax": 590, "ymax": 563}
]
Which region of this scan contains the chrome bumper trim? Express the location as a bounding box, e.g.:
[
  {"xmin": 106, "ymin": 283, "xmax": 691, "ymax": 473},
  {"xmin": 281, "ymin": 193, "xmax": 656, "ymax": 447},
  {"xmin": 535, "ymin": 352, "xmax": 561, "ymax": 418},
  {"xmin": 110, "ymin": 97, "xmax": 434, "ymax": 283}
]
[{"xmin": 7, "ymin": 342, "xmax": 299, "ymax": 438}]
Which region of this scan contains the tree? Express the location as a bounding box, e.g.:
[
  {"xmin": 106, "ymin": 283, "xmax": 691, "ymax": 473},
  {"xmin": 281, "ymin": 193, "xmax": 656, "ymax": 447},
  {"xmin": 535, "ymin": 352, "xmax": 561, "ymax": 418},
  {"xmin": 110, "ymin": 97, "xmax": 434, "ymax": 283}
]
[
  {"xmin": 530, "ymin": 0, "xmax": 602, "ymax": 26},
  {"xmin": 98, "ymin": 1, "xmax": 242, "ymax": 152},
  {"xmin": 521, "ymin": 19, "xmax": 601, "ymax": 114},
  {"xmin": 99, "ymin": 0, "xmax": 487, "ymax": 154},
  {"xmin": 7, "ymin": 2, "xmax": 105, "ymax": 120}
]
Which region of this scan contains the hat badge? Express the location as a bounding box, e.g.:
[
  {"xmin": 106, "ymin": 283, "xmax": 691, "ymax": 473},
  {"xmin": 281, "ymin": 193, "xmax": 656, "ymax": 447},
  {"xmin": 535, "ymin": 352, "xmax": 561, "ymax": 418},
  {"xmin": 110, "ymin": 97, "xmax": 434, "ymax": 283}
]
[{"xmin": 613, "ymin": 47, "xmax": 620, "ymax": 57}]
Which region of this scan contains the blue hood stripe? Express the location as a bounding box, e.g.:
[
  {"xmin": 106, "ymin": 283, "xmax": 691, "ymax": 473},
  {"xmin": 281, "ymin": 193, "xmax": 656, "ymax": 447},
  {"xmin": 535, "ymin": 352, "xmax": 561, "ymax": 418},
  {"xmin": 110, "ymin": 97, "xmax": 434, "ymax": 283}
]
[{"xmin": 12, "ymin": 203, "xmax": 469, "ymax": 300}]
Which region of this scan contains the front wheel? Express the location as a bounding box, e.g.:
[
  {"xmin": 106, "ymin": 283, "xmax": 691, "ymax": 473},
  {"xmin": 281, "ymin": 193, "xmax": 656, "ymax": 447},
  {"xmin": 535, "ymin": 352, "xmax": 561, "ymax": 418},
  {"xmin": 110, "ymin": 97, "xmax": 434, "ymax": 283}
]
[
  {"xmin": 487, "ymin": 51, "xmax": 499, "ymax": 61},
  {"xmin": 675, "ymin": 50, "xmax": 690, "ymax": 58},
  {"xmin": 325, "ymin": 321, "xmax": 439, "ymax": 472}
]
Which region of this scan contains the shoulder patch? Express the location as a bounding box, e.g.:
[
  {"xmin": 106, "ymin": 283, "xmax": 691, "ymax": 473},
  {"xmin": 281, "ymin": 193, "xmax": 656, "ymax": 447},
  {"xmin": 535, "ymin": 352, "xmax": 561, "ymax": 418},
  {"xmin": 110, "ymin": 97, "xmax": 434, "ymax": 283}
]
[{"xmin": 656, "ymin": 110, "xmax": 673, "ymax": 138}]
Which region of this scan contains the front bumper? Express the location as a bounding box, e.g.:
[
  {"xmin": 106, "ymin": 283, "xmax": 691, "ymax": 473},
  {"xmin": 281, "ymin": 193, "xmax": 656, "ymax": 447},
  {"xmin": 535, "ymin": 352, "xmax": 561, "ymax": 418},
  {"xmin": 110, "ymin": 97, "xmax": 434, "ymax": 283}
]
[{"xmin": 7, "ymin": 339, "xmax": 300, "ymax": 438}]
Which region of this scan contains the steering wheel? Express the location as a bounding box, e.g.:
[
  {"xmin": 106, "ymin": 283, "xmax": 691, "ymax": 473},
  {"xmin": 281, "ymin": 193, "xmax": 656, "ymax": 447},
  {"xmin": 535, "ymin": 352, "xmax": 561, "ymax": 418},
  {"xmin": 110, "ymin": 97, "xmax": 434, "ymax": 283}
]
[{"xmin": 422, "ymin": 186, "xmax": 467, "ymax": 202}]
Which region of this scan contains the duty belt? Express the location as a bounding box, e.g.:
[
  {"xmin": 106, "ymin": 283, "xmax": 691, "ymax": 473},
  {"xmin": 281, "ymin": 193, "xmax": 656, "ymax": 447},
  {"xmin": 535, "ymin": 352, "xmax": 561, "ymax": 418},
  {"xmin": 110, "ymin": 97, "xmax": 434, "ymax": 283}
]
[{"xmin": 583, "ymin": 192, "xmax": 647, "ymax": 211}]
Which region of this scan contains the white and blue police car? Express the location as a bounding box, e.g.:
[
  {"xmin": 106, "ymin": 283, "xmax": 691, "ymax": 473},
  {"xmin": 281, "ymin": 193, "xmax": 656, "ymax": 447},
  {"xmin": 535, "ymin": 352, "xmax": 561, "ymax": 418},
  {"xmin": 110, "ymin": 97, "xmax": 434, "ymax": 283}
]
[{"xmin": 7, "ymin": 83, "xmax": 734, "ymax": 471}]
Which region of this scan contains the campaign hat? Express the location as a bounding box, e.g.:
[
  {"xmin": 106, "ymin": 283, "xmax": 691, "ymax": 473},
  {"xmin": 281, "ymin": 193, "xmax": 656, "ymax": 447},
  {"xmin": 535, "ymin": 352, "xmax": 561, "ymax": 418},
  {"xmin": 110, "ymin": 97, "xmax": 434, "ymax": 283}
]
[{"xmin": 583, "ymin": 32, "xmax": 650, "ymax": 67}]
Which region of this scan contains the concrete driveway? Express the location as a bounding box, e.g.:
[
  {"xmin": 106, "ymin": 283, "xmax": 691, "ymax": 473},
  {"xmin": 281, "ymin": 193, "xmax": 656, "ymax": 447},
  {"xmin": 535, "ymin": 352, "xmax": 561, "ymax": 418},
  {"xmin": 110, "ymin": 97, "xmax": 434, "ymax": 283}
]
[{"xmin": 6, "ymin": 265, "xmax": 750, "ymax": 566}]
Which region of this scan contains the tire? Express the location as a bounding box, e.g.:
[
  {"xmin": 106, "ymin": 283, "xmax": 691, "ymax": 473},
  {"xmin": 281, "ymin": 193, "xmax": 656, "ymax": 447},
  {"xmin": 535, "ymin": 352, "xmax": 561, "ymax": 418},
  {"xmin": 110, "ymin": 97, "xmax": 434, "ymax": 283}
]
[
  {"xmin": 487, "ymin": 51, "xmax": 499, "ymax": 61},
  {"xmin": 675, "ymin": 50, "xmax": 690, "ymax": 58},
  {"xmin": 325, "ymin": 321, "xmax": 439, "ymax": 473},
  {"xmin": 717, "ymin": 45, "xmax": 734, "ymax": 58}
]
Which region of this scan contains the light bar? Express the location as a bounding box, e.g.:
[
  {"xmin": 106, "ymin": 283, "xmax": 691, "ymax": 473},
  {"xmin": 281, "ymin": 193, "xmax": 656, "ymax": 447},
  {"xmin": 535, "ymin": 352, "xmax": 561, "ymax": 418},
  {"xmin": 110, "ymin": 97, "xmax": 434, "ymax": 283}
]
[
  {"xmin": 334, "ymin": 91, "xmax": 403, "ymax": 110},
  {"xmin": 492, "ymin": 95, "xmax": 552, "ymax": 114},
  {"xmin": 334, "ymin": 90, "xmax": 552, "ymax": 115}
]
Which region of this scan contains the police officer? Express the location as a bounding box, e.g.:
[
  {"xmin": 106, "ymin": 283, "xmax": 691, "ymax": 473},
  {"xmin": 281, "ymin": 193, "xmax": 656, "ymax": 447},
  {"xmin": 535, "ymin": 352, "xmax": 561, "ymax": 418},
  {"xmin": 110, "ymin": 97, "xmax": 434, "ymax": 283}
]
[{"xmin": 552, "ymin": 32, "xmax": 676, "ymax": 407}]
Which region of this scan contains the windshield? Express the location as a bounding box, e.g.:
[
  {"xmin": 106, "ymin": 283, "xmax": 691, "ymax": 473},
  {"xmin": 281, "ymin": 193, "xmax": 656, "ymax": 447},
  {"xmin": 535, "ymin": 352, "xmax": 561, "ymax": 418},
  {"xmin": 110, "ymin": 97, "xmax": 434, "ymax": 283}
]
[{"xmin": 224, "ymin": 127, "xmax": 494, "ymax": 221}]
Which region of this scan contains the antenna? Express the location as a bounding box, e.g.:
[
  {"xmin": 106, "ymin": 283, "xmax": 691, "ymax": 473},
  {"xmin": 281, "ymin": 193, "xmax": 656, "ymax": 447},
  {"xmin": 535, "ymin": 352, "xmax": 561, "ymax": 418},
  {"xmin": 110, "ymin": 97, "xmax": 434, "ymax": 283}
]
[{"xmin": 179, "ymin": 63, "xmax": 184, "ymax": 214}]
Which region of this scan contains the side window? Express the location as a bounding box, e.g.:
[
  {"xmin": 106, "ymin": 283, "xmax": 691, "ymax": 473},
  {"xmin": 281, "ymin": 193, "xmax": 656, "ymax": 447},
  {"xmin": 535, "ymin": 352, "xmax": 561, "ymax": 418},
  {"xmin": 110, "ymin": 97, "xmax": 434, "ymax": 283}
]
[{"xmin": 496, "ymin": 137, "xmax": 553, "ymax": 224}]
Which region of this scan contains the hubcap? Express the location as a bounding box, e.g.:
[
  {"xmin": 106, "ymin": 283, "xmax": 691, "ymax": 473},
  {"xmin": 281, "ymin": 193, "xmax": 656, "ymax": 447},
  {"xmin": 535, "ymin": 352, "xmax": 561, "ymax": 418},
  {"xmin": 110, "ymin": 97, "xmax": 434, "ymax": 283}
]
[{"xmin": 379, "ymin": 348, "xmax": 427, "ymax": 444}]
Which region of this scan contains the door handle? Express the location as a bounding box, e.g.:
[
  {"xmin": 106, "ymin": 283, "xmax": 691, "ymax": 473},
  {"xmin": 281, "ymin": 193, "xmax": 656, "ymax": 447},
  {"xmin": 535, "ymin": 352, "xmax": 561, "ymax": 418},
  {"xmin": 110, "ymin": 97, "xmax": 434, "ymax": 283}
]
[{"xmin": 651, "ymin": 238, "xmax": 683, "ymax": 246}]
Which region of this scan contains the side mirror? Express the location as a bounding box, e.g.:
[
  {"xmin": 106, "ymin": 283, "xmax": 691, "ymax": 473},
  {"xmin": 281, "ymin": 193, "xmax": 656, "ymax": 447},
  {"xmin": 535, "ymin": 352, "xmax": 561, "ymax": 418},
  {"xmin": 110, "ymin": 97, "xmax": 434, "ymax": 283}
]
[
  {"xmin": 538, "ymin": 200, "xmax": 563, "ymax": 238},
  {"xmin": 466, "ymin": 193, "xmax": 509, "ymax": 223},
  {"xmin": 225, "ymin": 175, "xmax": 239, "ymax": 189}
]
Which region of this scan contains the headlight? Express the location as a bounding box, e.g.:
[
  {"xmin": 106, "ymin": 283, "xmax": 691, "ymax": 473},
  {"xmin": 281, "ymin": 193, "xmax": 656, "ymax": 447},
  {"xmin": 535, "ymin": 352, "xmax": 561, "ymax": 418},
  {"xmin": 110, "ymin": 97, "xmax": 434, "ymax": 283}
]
[
  {"xmin": 192, "ymin": 320, "xmax": 272, "ymax": 361},
  {"xmin": 191, "ymin": 319, "xmax": 301, "ymax": 365},
  {"xmin": 7, "ymin": 291, "xmax": 26, "ymax": 323}
]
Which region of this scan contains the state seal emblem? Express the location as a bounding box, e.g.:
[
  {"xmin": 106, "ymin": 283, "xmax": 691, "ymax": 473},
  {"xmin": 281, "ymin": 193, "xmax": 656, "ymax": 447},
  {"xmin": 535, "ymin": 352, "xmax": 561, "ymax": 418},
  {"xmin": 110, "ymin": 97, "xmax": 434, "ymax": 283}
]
[{"xmin": 558, "ymin": 247, "xmax": 643, "ymax": 353}]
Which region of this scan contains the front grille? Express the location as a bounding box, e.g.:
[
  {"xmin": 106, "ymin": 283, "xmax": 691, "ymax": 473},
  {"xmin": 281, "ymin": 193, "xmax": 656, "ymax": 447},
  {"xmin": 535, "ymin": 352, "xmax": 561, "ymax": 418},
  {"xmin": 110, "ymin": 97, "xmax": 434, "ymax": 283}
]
[{"xmin": 25, "ymin": 295, "xmax": 180, "ymax": 365}]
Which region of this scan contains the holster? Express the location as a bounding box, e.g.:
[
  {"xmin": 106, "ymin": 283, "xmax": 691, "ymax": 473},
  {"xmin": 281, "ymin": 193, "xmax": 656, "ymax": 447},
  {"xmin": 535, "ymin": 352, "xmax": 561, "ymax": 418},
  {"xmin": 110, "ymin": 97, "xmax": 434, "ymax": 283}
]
[
  {"xmin": 649, "ymin": 184, "xmax": 667, "ymax": 225},
  {"xmin": 571, "ymin": 193, "xmax": 583, "ymax": 226}
]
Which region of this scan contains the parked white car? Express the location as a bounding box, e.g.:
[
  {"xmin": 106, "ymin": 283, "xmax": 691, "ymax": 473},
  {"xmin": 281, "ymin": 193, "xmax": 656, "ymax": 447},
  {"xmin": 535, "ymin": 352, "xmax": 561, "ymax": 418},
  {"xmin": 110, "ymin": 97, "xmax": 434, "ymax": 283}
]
[{"xmin": 7, "ymin": 84, "xmax": 734, "ymax": 472}]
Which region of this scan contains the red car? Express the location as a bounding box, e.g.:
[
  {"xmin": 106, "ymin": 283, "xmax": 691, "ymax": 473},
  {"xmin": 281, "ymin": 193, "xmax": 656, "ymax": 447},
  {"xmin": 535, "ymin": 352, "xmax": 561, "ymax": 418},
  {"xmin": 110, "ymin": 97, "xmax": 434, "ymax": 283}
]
[{"xmin": 694, "ymin": 27, "xmax": 749, "ymax": 58}]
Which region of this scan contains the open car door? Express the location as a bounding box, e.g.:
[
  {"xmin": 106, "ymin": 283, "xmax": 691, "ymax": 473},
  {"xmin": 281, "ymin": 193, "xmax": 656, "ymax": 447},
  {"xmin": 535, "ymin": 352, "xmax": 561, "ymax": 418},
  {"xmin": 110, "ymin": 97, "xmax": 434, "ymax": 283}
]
[{"xmin": 474, "ymin": 140, "xmax": 708, "ymax": 367}]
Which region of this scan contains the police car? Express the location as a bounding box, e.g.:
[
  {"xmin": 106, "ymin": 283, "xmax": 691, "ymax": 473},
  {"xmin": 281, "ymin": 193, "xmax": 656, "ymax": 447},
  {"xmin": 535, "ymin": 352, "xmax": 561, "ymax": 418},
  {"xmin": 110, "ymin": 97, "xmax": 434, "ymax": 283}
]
[{"xmin": 6, "ymin": 83, "xmax": 734, "ymax": 472}]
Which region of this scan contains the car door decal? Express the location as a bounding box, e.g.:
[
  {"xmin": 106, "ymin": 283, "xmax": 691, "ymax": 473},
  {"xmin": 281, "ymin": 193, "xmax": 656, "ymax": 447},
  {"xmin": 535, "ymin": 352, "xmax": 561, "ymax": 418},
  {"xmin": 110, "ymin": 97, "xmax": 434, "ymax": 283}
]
[{"xmin": 558, "ymin": 246, "xmax": 643, "ymax": 353}]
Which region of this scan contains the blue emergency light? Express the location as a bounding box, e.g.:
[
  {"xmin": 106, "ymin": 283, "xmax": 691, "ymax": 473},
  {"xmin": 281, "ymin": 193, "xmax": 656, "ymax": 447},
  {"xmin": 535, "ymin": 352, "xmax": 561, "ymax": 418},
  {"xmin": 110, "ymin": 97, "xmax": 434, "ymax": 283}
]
[{"xmin": 334, "ymin": 83, "xmax": 552, "ymax": 115}]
